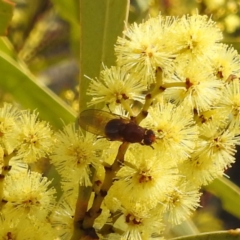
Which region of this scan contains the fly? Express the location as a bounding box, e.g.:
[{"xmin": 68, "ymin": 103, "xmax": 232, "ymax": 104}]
[{"xmin": 79, "ymin": 109, "xmax": 155, "ymax": 146}]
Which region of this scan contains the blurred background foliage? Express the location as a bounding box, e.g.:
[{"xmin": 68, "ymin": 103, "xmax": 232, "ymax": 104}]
[
  {"xmin": 5, "ymin": 0, "xmax": 240, "ymax": 111},
  {"xmin": 2, "ymin": 0, "xmax": 240, "ymax": 238},
  {"xmin": 6, "ymin": 0, "xmax": 240, "ymax": 112}
]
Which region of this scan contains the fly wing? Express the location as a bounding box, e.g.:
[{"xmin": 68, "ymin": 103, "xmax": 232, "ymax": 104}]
[{"xmin": 79, "ymin": 109, "xmax": 128, "ymax": 137}]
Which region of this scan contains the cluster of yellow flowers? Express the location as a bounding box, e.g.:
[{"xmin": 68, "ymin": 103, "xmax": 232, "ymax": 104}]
[
  {"xmin": 0, "ymin": 104, "xmax": 56, "ymax": 239},
  {"xmin": 0, "ymin": 13, "xmax": 240, "ymax": 240},
  {"xmin": 81, "ymin": 13, "xmax": 240, "ymax": 239}
]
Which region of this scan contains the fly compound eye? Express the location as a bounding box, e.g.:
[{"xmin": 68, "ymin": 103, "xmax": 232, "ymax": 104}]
[{"xmin": 143, "ymin": 130, "xmax": 155, "ymax": 145}]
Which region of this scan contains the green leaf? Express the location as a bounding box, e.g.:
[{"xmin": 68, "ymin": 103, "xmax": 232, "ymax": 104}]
[
  {"xmin": 205, "ymin": 177, "xmax": 240, "ymax": 219},
  {"xmin": 170, "ymin": 219, "xmax": 200, "ymax": 237},
  {"xmin": 171, "ymin": 230, "xmax": 240, "ymax": 240},
  {"xmin": 79, "ymin": 0, "xmax": 129, "ymax": 111},
  {"xmin": 0, "ymin": 0, "xmax": 14, "ymax": 36},
  {"xmin": 0, "ymin": 47, "xmax": 76, "ymax": 128},
  {"xmin": 0, "ymin": 37, "xmax": 15, "ymax": 57}
]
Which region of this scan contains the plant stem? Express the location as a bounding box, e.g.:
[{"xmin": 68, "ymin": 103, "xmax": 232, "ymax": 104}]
[
  {"xmin": 82, "ymin": 142, "xmax": 129, "ymax": 230},
  {"xmin": 71, "ymin": 167, "xmax": 96, "ymax": 240},
  {"xmin": 135, "ymin": 68, "xmax": 164, "ymax": 124},
  {"xmin": 0, "ymin": 151, "xmax": 13, "ymax": 210}
]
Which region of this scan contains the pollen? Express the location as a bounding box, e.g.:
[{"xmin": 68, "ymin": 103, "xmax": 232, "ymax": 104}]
[{"xmin": 138, "ymin": 170, "xmax": 152, "ymax": 183}]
